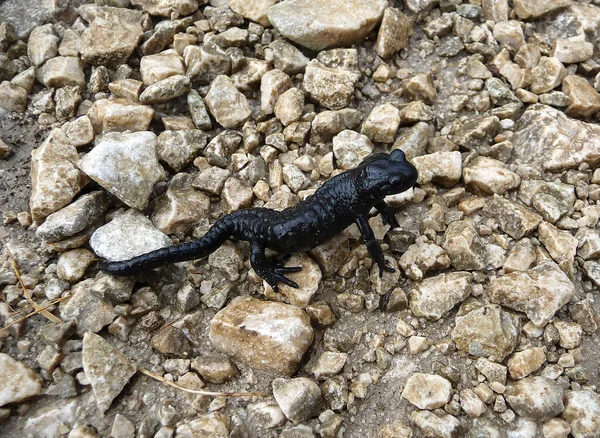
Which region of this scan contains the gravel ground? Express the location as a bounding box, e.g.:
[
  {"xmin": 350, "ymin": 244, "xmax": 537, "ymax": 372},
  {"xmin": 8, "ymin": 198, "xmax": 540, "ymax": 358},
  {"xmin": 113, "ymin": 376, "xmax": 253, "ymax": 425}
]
[{"xmin": 1, "ymin": 0, "xmax": 600, "ymax": 437}]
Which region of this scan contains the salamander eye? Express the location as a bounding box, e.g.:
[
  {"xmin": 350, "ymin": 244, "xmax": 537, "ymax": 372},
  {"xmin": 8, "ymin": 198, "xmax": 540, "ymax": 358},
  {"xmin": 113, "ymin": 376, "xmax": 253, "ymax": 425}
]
[{"xmin": 390, "ymin": 175, "xmax": 402, "ymax": 186}]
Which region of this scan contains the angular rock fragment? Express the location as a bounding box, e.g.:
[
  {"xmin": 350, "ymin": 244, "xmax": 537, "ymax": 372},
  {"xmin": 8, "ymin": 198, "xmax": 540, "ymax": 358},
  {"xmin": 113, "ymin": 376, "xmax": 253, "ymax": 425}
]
[
  {"xmin": 551, "ymin": 38, "xmax": 594, "ymax": 65},
  {"xmin": 361, "ymin": 104, "xmax": 401, "ymax": 143},
  {"xmin": 576, "ymin": 228, "xmax": 600, "ymax": 261},
  {"xmin": 80, "ymin": 7, "xmax": 143, "ymax": 66},
  {"xmin": 451, "ymin": 303, "xmax": 518, "ymax": 361},
  {"xmin": 229, "ymin": 0, "xmax": 276, "ymax": 27},
  {"xmin": 538, "ymin": 221, "xmax": 577, "ymax": 270},
  {"xmin": 450, "ymin": 115, "xmax": 500, "ymax": 151},
  {"xmin": 506, "ymin": 347, "xmax": 546, "ymax": 380},
  {"xmin": 268, "ymin": 0, "xmax": 387, "ymax": 51},
  {"xmin": 530, "ymin": 57, "xmax": 567, "ymax": 95},
  {"xmin": 87, "ymin": 99, "xmax": 155, "ymax": 134},
  {"xmin": 30, "ymin": 128, "xmax": 88, "ymax": 223},
  {"xmin": 261, "ymin": 69, "xmax": 292, "ymax": 115},
  {"xmin": 36, "ymin": 191, "xmax": 107, "ymax": 242},
  {"xmin": 309, "ymin": 233, "xmax": 350, "ymax": 278},
  {"xmin": 157, "ymin": 129, "xmax": 207, "ymax": 171},
  {"xmin": 410, "ymin": 410, "xmax": 461, "ymax": 437},
  {"xmin": 204, "ymin": 130, "xmax": 242, "ymax": 168},
  {"xmin": 131, "ymin": 0, "xmax": 197, "ymax": 17},
  {"xmin": 402, "ymin": 373, "xmax": 452, "ymax": 410},
  {"xmin": 184, "ymin": 44, "xmax": 231, "ymax": 85},
  {"xmin": 563, "ymin": 390, "xmax": 600, "ymax": 438},
  {"xmin": 139, "ymin": 74, "xmax": 191, "ymax": 104},
  {"xmin": 484, "ymin": 195, "xmax": 542, "ymax": 239},
  {"xmin": 82, "ymin": 332, "xmax": 136, "ymax": 413},
  {"xmin": 332, "ymin": 130, "xmax": 373, "ymax": 170},
  {"xmin": 205, "ymin": 75, "xmax": 252, "ymax": 129},
  {"xmin": 409, "ymin": 272, "xmax": 472, "ymax": 320},
  {"xmin": 0, "ymin": 353, "xmax": 43, "ymax": 407},
  {"xmin": 209, "ymin": 296, "xmax": 314, "ymax": 375},
  {"xmin": 274, "ymin": 88, "xmax": 304, "ymax": 127},
  {"xmin": 570, "ymin": 299, "xmax": 600, "ymax": 334},
  {"xmin": 151, "ymin": 325, "xmax": 191, "ymax": 358},
  {"xmin": 412, "ymin": 151, "xmax": 462, "ymax": 187},
  {"xmin": 503, "ymin": 239, "xmax": 536, "ymax": 273},
  {"xmin": 27, "ymin": 24, "xmax": 59, "ymax": 67},
  {"xmin": 311, "ymin": 109, "xmax": 362, "ymax": 140},
  {"xmin": 140, "ymin": 49, "xmax": 185, "ymax": 85},
  {"xmin": 463, "ymin": 156, "xmax": 520, "ymax": 195},
  {"xmin": 460, "ymin": 389, "xmax": 486, "ymax": 418},
  {"xmin": 490, "ymin": 261, "xmax": 574, "ymax": 326},
  {"xmin": 222, "ymin": 177, "xmax": 253, "ymax": 212},
  {"xmin": 79, "ymin": 131, "xmax": 165, "ymax": 210},
  {"xmin": 272, "ymin": 378, "xmax": 322, "ymax": 423},
  {"xmin": 193, "ymin": 166, "xmax": 231, "ymax": 196},
  {"xmin": 187, "ymin": 89, "xmax": 212, "ymax": 131},
  {"xmin": 562, "ymin": 75, "xmax": 600, "ymax": 119},
  {"xmin": 398, "ymin": 240, "xmax": 450, "ymax": 281},
  {"xmin": 63, "ymin": 116, "xmax": 95, "ymax": 148},
  {"xmin": 60, "ymin": 279, "xmax": 115, "ymax": 335},
  {"xmin": 375, "ymin": 8, "xmax": 413, "ymax": 59},
  {"xmin": 442, "ymin": 220, "xmax": 487, "ymax": 271},
  {"xmin": 152, "ymin": 173, "xmax": 210, "ymax": 235},
  {"xmin": 269, "ymin": 39, "xmax": 310, "ymax": 75},
  {"xmin": 176, "ymin": 412, "xmax": 229, "ymax": 438},
  {"xmin": 513, "ymin": 0, "xmax": 571, "ymax": 20},
  {"xmin": 57, "ymin": 249, "xmax": 97, "ymax": 283},
  {"xmin": 90, "ymin": 210, "xmax": 172, "ymax": 262},
  {"xmin": 40, "ymin": 57, "xmax": 86, "ymax": 89},
  {"xmin": 505, "ymin": 377, "xmax": 564, "ymax": 422},
  {"xmin": 403, "ymin": 73, "xmax": 437, "ymax": 104},
  {"xmin": 303, "ymin": 60, "xmax": 360, "ymax": 110}
]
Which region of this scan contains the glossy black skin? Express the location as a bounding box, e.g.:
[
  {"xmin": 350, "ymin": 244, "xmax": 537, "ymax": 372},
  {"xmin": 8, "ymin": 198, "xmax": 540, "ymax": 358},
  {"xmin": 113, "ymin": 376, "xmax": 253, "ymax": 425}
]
[{"xmin": 100, "ymin": 149, "xmax": 418, "ymax": 292}]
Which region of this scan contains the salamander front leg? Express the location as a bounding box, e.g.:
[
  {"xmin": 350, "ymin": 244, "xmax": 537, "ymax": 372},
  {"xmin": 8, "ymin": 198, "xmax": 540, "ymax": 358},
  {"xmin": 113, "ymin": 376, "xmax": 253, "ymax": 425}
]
[
  {"xmin": 375, "ymin": 201, "xmax": 400, "ymax": 228},
  {"xmin": 355, "ymin": 215, "xmax": 396, "ymax": 277},
  {"xmin": 250, "ymin": 242, "xmax": 301, "ymax": 292}
]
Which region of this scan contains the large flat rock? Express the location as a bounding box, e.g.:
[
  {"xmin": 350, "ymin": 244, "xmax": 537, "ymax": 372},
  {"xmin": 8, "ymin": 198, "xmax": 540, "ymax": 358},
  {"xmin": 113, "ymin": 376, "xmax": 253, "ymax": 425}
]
[{"xmin": 267, "ymin": 0, "xmax": 387, "ymax": 51}]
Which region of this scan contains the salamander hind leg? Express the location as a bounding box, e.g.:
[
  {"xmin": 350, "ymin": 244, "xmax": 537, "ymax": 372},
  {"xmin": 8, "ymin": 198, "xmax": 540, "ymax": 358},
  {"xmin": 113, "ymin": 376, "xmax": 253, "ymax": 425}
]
[{"xmin": 250, "ymin": 242, "xmax": 301, "ymax": 292}]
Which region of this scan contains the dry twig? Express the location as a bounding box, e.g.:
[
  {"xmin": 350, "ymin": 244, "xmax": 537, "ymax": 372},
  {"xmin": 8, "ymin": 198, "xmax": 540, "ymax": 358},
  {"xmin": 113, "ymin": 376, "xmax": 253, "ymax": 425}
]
[
  {"xmin": 0, "ymin": 295, "xmax": 69, "ymax": 334},
  {"xmin": 137, "ymin": 367, "xmax": 270, "ymax": 398},
  {"xmin": 0, "ymin": 236, "xmax": 61, "ymax": 323}
]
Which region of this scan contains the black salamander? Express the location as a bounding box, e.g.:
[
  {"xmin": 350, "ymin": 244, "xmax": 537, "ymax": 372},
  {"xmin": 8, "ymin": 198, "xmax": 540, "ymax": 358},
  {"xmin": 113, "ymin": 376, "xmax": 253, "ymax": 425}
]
[{"xmin": 99, "ymin": 149, "xmax": 418, "ymax": 292}]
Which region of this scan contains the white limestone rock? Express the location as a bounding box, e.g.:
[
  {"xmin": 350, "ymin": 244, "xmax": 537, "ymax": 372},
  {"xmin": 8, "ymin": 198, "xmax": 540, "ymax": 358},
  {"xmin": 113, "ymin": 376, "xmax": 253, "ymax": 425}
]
[
  {"xmin": 0, "ymin": 353, "xmax": 43, "ymax": 407},
  {"xmin": 205, "ymin": 75, "xmax": 252, "ymax": 129},
  {"xmin": 79, "ymin": 131, "xmax": 165, "ymax": 210},
  {"xmin": 268, "ymin": 0, "xmax": 387, "ymax": 51},
  {"xmin": 30, "ymin": 128, "xmax": 88, "ymax": 223},
  {"xmin": 82, "ymin": 332, "xmax": 136, "ymax": 413},
  {"xmin": 209, "ymin": 296, "xmax": 314, "ymax": 375}
]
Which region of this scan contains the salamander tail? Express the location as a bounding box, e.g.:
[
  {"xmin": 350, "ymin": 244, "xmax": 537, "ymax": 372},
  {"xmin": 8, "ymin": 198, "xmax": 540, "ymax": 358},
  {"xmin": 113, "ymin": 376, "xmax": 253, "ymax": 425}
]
[{"xmin": 99, "ymin": 215, "xmax": 235, "ymax": 276}]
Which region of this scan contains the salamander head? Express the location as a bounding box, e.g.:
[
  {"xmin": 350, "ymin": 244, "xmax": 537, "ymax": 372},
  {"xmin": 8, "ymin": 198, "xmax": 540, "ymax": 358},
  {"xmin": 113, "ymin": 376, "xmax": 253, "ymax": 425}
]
[{"xmin": 357, "ymin": 149, "xmax": 418, "ymax": 200}]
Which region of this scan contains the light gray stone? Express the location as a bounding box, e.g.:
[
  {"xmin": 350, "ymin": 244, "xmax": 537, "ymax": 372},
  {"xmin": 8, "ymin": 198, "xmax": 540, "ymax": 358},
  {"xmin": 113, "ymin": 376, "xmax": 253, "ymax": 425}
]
[
  {"xmin": 79, "ymin": 131, "xmax": 165, "ymax": 210},
  {"xmin": 490, "ymin": 261, "xmax": 574, "ymax": 326},
  {"xmin": 205, "ymin": 75, "xmax": 251, "ymax": 129},
  {"xmin": 209, "ymin": 296, "xmax": 314, "ymax": 375},
  {"xmin": 0, "ymin": 353, "xmax": 43, "ymax": 407},
  {"xmin": 36, "ymin": 192, "xmax": 107, "ymax": 242},
  {"xmin": 268, "ymin": 0, "xmax": 387, "ymax": 51},
  {"xmin": 90, "ymin": 209, "xmax": 171, "ymax": 262},
  {"xmin": 82, "ymin": 332, "xmax": 136, "ymax": 413},
  {"xmin": 30, "ymin": 128, "xmax": 88, "ymax": 223}
]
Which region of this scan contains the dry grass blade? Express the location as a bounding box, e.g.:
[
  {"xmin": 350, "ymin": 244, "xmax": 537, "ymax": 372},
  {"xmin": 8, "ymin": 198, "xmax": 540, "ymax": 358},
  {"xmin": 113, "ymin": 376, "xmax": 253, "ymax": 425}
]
[
  {"xmin": 0, "ymin": 295, "xmax": 69, "ymax": 334},
  {"xmin": 137, "ymin": 367, "xmax": 271, "ymax": 398},
  {"xmin": 0, "ymin": 236, "xmax": 61, "ymax": 323}
]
